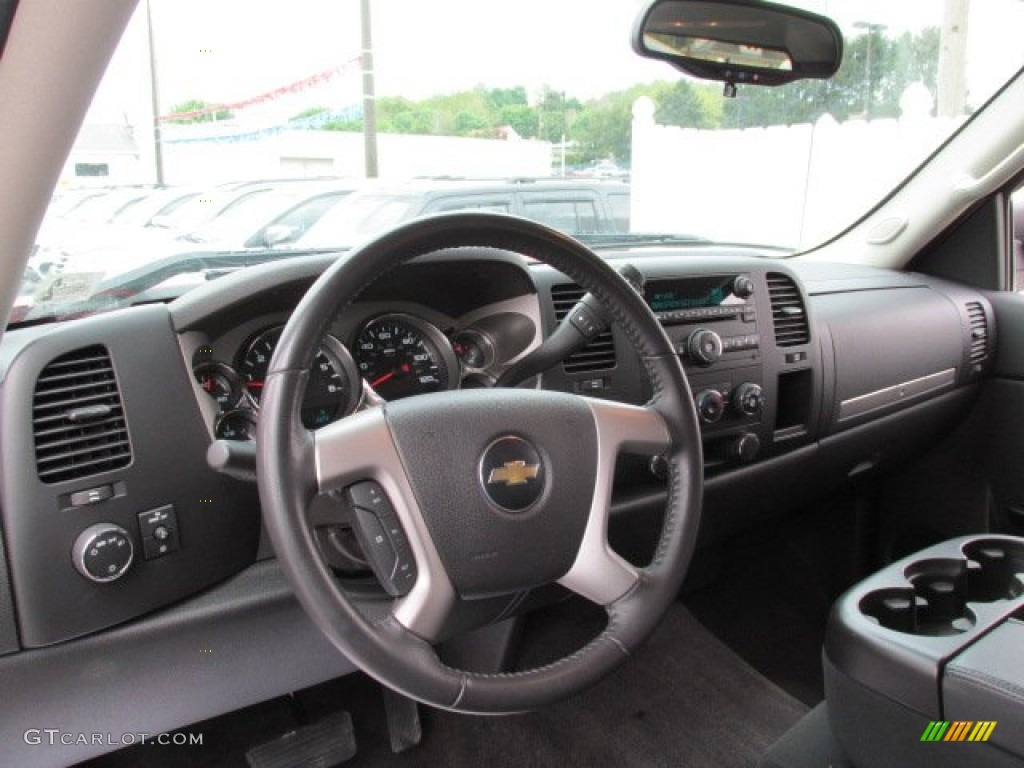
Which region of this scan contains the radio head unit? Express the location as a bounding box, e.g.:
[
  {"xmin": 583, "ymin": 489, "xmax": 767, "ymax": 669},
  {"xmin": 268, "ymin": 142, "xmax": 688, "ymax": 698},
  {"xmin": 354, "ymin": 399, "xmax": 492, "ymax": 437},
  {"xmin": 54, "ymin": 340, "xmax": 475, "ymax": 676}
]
[{"xmin": 643, "ymin": 274, "xmax": 755, "ymax": 324}]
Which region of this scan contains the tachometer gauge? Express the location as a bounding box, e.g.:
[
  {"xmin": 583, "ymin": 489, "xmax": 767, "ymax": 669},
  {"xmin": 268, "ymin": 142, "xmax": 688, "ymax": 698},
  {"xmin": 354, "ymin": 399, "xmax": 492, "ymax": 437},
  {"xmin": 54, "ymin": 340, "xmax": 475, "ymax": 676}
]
[
  {"xmin": 193, "ymin": 362, "xmax": 242, "ymax": 410},
  {"xmin": 237, "ymin": 327, "xmax": 360, "ymax": 429},
  {"xmin": 353, "ymin": 314, "xmax": 457, "ymax": 401}
]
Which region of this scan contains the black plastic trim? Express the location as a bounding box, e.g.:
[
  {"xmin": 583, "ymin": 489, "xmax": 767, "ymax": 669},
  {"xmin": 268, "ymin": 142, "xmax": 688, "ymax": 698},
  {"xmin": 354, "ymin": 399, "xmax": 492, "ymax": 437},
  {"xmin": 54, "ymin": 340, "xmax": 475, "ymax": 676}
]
[{"xmin": 0, "ymin": 560, "xmax": 356, "ymax": 768}]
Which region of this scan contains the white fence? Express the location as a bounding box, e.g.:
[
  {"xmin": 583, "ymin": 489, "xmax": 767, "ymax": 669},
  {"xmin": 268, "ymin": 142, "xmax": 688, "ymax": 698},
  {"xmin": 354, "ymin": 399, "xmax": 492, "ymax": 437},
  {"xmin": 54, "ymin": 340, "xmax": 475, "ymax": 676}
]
[{"xmin": 630, "ymin": 97, "xmax": 963, "ymax": 249}]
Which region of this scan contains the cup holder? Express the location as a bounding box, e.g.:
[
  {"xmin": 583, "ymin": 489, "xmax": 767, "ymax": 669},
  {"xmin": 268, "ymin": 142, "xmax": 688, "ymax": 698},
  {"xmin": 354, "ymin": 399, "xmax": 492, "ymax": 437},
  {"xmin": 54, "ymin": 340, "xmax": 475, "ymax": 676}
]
[
  {"xmin": 860, "ymin": 559, "xmax": 976, "ymax": 636},
  {"xmin": 858, "ymin": 540, "xmax": 1024, "ymax": 636},
  {"xmin": 962, "ymin": 539, "xmax": 1024, "ymax": 602}
]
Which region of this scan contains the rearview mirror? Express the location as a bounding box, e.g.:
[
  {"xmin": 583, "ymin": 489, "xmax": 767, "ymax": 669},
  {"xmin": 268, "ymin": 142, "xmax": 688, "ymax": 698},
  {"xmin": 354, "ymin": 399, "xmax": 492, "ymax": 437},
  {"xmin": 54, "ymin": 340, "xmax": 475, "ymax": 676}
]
[{"xmin": 633, "ymin": 0, "xmax": 843, "ymax": 89}]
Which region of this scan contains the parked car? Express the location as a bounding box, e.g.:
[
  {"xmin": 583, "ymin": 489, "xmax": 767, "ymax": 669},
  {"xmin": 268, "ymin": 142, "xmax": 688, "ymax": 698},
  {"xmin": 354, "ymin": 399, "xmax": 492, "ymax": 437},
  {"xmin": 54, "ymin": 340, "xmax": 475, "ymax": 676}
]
[
  {"xmin": 33, "ymin": 180, "xmax": 359, "ymax": 284},
  {"xmin": 295, "ymin": 178, "xmax": 631, "ymax": 248},
  {"xmin": 1, "ymin": 1, "xmax": 1023, "ymax": 768}
]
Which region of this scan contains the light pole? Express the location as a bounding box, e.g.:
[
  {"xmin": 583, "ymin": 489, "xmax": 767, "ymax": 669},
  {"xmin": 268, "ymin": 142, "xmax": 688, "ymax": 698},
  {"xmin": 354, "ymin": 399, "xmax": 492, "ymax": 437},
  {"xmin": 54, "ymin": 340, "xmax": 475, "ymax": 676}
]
[
  {"xmin": 853, "ymin": 21, "xmax": 886, "ymax": 120},
  {"xmin": 145, "ymin": 0, "xmax": 165, "ymax": 185},
  {"xmin": 360, "ymin": 0, "xmax": 379, "ymax": 178},
  {"xmin": 560, "ymin": 91, "xmax": 567, "ymax": 177}
]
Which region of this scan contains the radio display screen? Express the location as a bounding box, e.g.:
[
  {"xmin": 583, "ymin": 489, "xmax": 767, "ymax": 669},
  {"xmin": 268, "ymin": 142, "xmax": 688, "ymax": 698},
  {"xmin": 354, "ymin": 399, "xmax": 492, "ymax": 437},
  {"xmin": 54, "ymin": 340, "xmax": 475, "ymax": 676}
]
[{"xmin": 644, "ymin": 275, "xmax": 743, "ymax": 312}]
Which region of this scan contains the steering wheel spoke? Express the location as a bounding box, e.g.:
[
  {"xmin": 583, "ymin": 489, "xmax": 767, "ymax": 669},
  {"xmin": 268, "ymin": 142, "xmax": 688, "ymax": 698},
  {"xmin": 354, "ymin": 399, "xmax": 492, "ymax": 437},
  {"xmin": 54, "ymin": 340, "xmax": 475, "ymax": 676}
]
[
  {"xmin": 314, "ymin": 408, "xmax": 457, "ymax": 641},
  {"xmin": 558, "ymin": 399, "xmax": 671, "ymax": 605}
]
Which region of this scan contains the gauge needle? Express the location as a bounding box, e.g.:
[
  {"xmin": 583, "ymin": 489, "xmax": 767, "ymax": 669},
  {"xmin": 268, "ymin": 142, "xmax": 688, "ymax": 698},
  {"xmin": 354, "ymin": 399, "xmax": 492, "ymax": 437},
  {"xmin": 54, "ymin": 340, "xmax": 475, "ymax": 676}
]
[
  {"xmin": 246, "ymin": 380, "xmax": 264, "ymax": 389},
  {"xmin": 371, "ymin": 371, "xmax": 395, "ymax": 388}
]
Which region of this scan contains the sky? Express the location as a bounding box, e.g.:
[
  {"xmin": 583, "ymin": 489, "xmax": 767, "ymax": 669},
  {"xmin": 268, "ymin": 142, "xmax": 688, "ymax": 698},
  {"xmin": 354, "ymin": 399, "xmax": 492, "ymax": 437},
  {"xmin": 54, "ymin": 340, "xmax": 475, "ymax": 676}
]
[{"xmin": 86, "ymin": 0, "xmax": 1023, "ymax": 127}]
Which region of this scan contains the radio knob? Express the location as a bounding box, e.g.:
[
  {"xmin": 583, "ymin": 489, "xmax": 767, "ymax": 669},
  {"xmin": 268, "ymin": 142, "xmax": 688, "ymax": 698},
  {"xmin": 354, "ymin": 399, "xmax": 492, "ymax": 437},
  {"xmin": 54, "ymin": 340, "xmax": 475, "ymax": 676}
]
[
  {"xmin": 729, "ymin": 432, "xmax": 761, "ymax": 463},
  {"xmin": 687, "ymin": 329, "xmax": 723, "ymax": 365},
  {"xmin": 72, "ymin": 523, "xmax": 134, "ymax": 583},
  {"xmin": 733, "ymin": 382, "xmax": 764, "ymax": 416},
  {"xmin": 732, "ymin": 275, "xmax": 755, "ymax": 298},
  {"xmin": 695, "ymin": 389, "xmax": 726, "ymax": 424}
]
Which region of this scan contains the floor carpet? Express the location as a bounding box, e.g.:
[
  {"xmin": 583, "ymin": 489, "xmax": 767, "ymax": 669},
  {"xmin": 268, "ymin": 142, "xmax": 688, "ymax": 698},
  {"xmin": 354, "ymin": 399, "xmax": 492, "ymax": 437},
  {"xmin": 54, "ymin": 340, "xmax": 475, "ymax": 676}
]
[{"xmin": 81, "ymin": 602, "xmax": 808, "ymax": 768}]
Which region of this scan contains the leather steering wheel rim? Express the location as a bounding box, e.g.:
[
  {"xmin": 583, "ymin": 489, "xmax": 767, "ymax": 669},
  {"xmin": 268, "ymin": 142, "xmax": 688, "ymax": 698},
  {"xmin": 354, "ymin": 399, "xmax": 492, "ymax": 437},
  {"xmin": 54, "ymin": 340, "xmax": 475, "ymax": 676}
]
[{"xmin": 256, "ymin": 212, "xmax": 703, "ymax": 713}]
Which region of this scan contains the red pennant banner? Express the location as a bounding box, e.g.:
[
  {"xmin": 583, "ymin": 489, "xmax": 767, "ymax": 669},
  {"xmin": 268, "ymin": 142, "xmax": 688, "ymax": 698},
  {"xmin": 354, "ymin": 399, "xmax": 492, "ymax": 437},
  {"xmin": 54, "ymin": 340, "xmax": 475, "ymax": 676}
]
[{"xmin": 159, "ymin": 57, "xmax": 361, "ymax": 122}]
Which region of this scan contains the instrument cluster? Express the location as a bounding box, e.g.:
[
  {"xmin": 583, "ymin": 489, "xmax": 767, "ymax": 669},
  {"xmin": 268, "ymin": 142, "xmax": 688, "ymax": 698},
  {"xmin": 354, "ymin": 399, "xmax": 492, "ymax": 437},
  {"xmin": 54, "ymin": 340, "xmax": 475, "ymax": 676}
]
[{"xmin": 192, "ymin": 310, "xmax": 533, "ymax": 440}]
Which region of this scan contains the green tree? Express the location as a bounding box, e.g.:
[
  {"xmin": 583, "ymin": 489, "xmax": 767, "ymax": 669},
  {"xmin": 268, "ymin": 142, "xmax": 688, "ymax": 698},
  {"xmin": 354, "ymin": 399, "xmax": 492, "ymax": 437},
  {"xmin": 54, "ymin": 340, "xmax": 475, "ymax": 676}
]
[
  {"xmin": 720, "ymin": 27, "xmax": 941, "ymax": 128},
  {"xmin": 167, "ymin": 99, "xmax": 233, "ymax": 123},
  {"xmin": 499, "ymin": 104, "xmax": 539, "ymax": 138},
  {"xmin": 290, "ymin": 106, "xmax": 329, "ymax": 121},
  {"xmin": 653, "ymin": 81, "xmax": 711, "ymax": 128}
]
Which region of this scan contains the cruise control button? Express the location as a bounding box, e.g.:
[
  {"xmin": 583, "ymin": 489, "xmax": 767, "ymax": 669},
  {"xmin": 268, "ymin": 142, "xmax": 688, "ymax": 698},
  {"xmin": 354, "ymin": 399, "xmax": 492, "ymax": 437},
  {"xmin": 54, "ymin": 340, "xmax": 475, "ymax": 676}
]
[
  {"xmin": 347, "ymin": 481, "xmax": 416, "ymax": 596},
  {"xmin": 352, "ymin": 507, "xmax": 398, "ymax": 583},
  {"xmin": 348, "ymin": 481, "xmax": 389, "ymax": 514}
]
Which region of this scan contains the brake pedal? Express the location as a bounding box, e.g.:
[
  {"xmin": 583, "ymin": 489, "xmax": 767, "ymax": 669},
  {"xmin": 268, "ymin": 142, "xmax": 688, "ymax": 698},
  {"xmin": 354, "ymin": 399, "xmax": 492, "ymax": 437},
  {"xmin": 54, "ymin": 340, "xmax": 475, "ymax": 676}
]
[
  {"xmin": 382, "ymin": 687, "xmax": 422, "ymax": 753},
  {"xmin": 245, "ymin": 710, "xmax": 357, "ymax": 768}
]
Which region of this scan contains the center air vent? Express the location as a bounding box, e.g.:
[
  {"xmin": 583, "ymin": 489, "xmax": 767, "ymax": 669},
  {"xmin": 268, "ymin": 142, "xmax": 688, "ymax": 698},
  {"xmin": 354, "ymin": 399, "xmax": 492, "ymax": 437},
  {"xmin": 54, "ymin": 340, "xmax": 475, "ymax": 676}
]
[
  {"xmin": 550, "ymin": 284, "xmax": 617, "ymax": 373},
  {"xmin": 32, "ymin": 346, "xmax": 132, "ymax": 484},
  {"xmin": 766, "ymin": 273, "xmax": 810, "ymax": 347},
  {"xmin": 966, "ymin": 301, "xmax": 990, "ymax": 372}
]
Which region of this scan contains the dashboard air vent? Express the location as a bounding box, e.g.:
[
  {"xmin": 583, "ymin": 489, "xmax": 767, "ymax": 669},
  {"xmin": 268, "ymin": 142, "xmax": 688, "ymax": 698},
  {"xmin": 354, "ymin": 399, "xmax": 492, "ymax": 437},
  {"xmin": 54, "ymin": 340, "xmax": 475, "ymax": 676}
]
[
  {"xmin": 550, "ymin": 283, "xmax": 617, "ymax": 373},
  {"xmin": 32, "ymin": 346, "xmax": 132, "ymax": 484},
  {"xmin": 966, "ymin": 301, "xmax": 990, "ymax": 370},
  {"xmin": 766, "ymin": 273, "xmax": 810, "ymax": 347}
]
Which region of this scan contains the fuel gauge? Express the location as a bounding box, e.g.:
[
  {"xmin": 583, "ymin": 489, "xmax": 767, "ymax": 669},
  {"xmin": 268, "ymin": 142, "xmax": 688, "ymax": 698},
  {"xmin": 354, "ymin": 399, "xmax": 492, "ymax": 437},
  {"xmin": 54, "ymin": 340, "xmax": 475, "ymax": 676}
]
[
  {"xmin": 194, "ymin": 362, "xmax": 242, "ymax": 410},
  {"xmin": 452, "ymin": 329, "xmax": 495, "ymax": 372},
  {"xmin": 214, "ymin": 409, "xmax": 258, "ymax": 441}
]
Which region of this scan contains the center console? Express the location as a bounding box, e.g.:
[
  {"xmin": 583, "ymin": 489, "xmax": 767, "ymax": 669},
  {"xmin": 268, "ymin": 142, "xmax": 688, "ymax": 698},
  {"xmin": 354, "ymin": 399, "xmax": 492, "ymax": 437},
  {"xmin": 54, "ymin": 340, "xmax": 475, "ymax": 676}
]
[{"xmin": 825, "ymin": 535, "xmax": 1024, "ymax": 767}]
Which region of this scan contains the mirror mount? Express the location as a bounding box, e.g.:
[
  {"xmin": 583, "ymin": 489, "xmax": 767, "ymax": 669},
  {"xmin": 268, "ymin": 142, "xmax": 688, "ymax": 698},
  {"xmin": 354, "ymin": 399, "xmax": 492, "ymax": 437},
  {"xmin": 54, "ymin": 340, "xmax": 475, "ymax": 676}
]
[{"xmin": 633, "ymin": 0, "xmax": 843, "ymax": 89}]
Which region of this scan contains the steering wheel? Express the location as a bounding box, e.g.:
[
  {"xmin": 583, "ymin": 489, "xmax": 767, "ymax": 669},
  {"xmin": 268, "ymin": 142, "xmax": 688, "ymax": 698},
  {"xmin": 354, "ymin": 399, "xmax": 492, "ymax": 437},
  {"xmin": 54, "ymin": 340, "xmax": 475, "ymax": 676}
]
[{"xmin": 257, "ymin": 212, "xmax": 702, "ymax": 713}]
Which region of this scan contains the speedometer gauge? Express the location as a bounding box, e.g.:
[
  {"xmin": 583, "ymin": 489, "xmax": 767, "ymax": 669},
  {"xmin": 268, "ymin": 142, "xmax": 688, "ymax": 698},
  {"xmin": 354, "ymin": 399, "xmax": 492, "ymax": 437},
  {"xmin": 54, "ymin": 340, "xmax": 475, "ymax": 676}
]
[
  {"xmin": 237, "ymin": 327, "xmax": 360, "ymax": 429},
  {"xmin": 354, "ymin": 314, "xmax": 457, "ymax": 401}
]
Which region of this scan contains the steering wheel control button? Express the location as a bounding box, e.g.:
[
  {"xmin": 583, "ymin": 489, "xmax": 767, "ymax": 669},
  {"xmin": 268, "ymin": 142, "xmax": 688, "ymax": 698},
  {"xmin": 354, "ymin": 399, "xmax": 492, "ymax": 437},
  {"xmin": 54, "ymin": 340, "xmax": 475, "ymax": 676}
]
[
  {"xmin": 347, "ymin": 481, "xmax": 417, "ymax": 596},
  {"xmin": 72, "ymin": 524, "xmax": 134, "ymax": 583},
  {"xmin": 69, "ymin": 483, "xmax": 114, "ymax": 507},
  {"xmin": 352, "ymin": 508, "xmax": 398, "ymax": 582},
  {"xmin": 479, "ymin": 436, "xmax": 545, "ymax": 513},
  {"xmin": 137, "ymin": 505, "xmax": 180, "ymax": 560}
]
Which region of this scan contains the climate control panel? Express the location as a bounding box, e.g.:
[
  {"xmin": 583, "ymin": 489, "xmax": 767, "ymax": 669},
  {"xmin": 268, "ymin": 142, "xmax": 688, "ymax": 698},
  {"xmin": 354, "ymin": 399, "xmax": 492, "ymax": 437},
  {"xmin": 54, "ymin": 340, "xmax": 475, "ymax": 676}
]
[{"xmin": 694, "ymin": 380, "xmax": 763, "ymax": 424}]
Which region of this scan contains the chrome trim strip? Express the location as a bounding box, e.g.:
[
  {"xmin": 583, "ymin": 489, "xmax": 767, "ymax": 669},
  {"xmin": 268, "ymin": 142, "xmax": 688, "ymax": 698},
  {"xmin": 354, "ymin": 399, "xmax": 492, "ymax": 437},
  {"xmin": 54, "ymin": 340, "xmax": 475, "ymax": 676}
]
[{"xmin": 837, "ymin": 368, "xmax": 957, "ymax": 422}]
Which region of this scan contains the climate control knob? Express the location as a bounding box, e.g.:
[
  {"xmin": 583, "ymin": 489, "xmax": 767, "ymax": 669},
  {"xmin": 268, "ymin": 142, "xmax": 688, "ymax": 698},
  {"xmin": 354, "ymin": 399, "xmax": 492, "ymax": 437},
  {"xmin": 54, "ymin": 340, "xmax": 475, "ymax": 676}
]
[
  {"xmin": 72, "ymin": 524, "xmax": 134, "ymax": 583},
  {"xmin": 733, "ymin": 382, "xmax": 764, "ymax": 416},
  {"xmin": 695, "ymin": 389, "xmax": 726, "ymax": 424},
  {"xmin": 687, "ymin": 329, "xmax": 723, "ymax": 365},
  {"xmin": 729, "ymin": 432, "xmax": 761, "ymax": 463}
]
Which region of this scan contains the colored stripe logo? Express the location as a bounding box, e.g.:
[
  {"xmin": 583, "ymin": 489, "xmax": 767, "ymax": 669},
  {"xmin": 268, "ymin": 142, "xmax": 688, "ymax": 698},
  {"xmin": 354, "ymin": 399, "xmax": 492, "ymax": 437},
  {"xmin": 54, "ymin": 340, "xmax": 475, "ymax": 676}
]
[{"xmin": 921, "ymin": 721, "xmax": 996, "ymax": 742}]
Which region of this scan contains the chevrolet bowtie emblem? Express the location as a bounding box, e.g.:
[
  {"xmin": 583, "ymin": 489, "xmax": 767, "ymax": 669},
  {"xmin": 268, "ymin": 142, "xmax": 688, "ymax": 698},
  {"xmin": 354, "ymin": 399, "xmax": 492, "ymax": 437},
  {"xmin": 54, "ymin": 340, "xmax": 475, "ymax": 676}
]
[{"xmin": 487, "ymin": 460, "xmax": 540, "ymax": 486}]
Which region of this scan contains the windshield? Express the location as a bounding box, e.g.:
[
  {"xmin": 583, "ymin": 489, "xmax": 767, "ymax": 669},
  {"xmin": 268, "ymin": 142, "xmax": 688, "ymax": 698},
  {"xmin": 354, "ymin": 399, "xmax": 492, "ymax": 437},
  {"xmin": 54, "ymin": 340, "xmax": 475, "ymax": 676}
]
[
  {"xmin": 300, "ymin": 195, "xmax": 417, "ymax": 247},
  {"xmin": 183, "ymin": 189, "xmax": 304, "ymax": 244},
  {"xmin": 11, "ymin": 0, "xmax": 1024, "ymax": 326}
]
